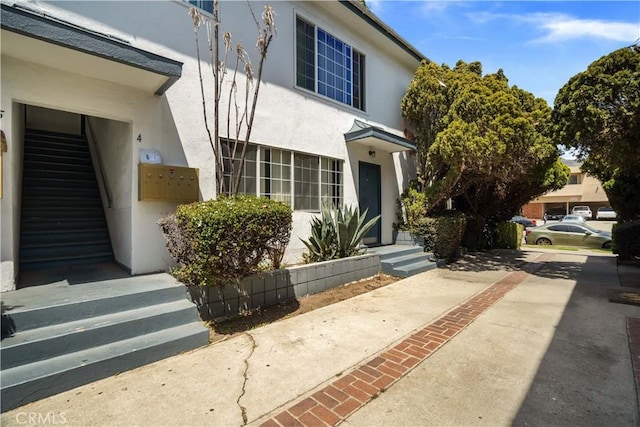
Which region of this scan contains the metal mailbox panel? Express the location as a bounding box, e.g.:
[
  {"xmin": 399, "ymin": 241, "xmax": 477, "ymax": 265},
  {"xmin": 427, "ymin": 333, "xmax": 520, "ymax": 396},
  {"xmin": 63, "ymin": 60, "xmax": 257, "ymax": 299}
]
[{"xmin": 139, "ymin": 163, "xmax": 199, "ymax": 203}]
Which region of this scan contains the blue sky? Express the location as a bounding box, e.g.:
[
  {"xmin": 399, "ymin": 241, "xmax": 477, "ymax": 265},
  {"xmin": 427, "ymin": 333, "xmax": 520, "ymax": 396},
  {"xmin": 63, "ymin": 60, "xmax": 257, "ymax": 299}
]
[{"xmin": 367, "ymin": 1, "xmax": 640, "ymax": 106}]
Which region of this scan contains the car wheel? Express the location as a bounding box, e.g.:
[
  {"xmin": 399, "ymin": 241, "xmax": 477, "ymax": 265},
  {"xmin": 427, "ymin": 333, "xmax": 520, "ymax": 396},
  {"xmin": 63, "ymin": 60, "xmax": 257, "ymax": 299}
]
[
  {"xmin": 536, "ymin": 238, "xmax": 552, "ymax": 245},
  {"xmin": 602, "ymin": 241, "xmax": 612, "ymax": 249}
]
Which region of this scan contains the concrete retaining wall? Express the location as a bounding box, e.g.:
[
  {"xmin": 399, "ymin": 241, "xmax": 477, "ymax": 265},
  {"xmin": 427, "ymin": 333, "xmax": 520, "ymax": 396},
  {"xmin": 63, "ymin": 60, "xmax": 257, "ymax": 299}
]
[{"xmin": 187, "ymin": 254, "xmax": 380, "ymax": 320}]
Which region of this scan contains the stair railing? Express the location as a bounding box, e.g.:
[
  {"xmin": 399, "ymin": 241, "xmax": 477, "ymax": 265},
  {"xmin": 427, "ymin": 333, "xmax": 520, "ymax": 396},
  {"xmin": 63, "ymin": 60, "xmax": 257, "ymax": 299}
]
[{"xmin": 84, "ymin": 116, "xmax": 113, "ymax": 208}]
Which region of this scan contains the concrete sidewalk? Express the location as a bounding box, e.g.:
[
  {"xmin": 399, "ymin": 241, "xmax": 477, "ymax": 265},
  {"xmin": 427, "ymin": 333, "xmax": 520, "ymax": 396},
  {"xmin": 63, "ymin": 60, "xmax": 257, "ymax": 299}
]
[{"xmin": 1, "ymin": 249, "xmax": 638, "ymax": 426}]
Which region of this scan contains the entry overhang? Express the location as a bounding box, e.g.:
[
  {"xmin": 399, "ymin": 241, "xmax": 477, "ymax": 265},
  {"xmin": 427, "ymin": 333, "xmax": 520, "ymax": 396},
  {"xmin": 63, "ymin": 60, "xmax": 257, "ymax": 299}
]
[
  {"xmin": 344, "ymin": 119, "xmax": 416, "ymax": 153},
  {"xmin": 1, "ymin": 4, "xmax": 182, "ymax": 95}
]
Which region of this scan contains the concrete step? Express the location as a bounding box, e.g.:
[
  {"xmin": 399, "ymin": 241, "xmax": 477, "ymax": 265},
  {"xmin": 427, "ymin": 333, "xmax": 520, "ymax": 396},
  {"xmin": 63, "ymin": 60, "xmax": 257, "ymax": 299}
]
[
  {"xmin": 20, "ymin": 240, "xmax": 111, "ymax": 256},
  {"xmin": 20, "ymin": 228, "xmax": 109, "ymax": 245},
  {"xmin": 19, "ymin": 254, "xmax": 115, "ymax": 272},
  {"xmin": 3, "ymin": 281, "xmax": 186, "ymax": 333},
  {"xmin": 381, "ymin": 252, "xmax": 433, "ymax": 269},
  {"xmin": 1, "ymin": 272, "xmax": 209, "ymax": 411},
  {"xmin": 382, "ymin": 259, "xmax": 438, "ymax": 278},
  {"xmin": 1, "ymin": 299, "xmax": 200, "ymax": 370},
  {"xmin": 21, "ymin": 217, "xmax": 106, "ymax": 232},
  {"xmin": 22, "ymin": 195, "xmax": 102, "ymax": 208},
  {"xmin": 370, "ymin": 246, "xmax": 423, "ymax": 261},
  {"xmin": 0, "ymin": 323, "xmax": 209, "ymax": 411},
  {"xmin": 23, "ymin": 176, "xmax": 99, "ymax": 189}
]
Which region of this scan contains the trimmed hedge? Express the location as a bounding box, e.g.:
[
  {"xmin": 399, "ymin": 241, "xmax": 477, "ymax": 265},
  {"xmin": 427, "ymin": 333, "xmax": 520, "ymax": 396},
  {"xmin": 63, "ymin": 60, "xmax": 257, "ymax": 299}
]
[
  {"xmin": 411, "ymin": 211, "xmax": 466, "ymax": 261},
  {"xmin": 493, "ymin": 222, "xmax": 523, "ymax": 249},
  {"xmin": 613, "ymin": 220, "xmax": 640, "ymax": 260},
  {"xmin": 158, "ymin": 196, "xmax": 292, "ymax": 287}
]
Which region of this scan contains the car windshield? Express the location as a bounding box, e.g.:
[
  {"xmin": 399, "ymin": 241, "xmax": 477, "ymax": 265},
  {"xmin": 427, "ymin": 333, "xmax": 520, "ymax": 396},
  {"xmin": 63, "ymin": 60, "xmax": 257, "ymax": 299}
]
[{"xmin": 598, "ymin": 207, "xmax": 613, "ymax": 212}]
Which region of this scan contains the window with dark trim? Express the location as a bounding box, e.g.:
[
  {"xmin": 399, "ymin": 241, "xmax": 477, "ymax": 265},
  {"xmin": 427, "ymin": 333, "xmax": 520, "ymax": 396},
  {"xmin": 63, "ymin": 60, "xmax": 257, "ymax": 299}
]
[
  {"xmin": 221, "ymin": 141, "xmax": 343, "ymax": 210},
  {"xmin": 221, "ymin": 140, "xmax": 257, "ymax": 195},
  {"xmin": 261, "ymin": 148, "xmax": 292, "ymax": 204},
  {"xmin": 320, "ymin": 157, "xmax": 343, "ymax": 209},
  {"xmin": 296, "ymin": 16, "xmax": 365, "ymax": 111},
  {"xmin": 188, "ymin": 0, "xmax": 213, "ymax": 14}
]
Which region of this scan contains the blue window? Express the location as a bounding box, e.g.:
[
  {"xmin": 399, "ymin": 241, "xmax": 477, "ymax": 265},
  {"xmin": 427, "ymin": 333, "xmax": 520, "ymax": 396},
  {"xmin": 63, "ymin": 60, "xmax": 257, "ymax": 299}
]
[
  {"xmin": 188, "ymin": 0, "xmax": 213, "ymax": 13},
  {"xmin": 295, "ymin": 17, "xmax": 365, "ymax": 111}
]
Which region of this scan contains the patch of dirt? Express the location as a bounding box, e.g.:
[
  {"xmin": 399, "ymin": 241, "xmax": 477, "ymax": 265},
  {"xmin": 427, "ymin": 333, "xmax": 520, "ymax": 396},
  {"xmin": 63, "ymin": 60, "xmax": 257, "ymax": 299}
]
[{"xmin": 208, "ymin": 273, "xmax": 399, "ymax": 343}]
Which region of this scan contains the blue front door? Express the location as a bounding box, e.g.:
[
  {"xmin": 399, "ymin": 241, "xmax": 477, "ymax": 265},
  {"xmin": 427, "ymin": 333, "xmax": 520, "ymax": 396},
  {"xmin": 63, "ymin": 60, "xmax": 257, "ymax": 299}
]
[{"xmin": 359, "ymin": 161, "xmax": 381, "ymax": 245}]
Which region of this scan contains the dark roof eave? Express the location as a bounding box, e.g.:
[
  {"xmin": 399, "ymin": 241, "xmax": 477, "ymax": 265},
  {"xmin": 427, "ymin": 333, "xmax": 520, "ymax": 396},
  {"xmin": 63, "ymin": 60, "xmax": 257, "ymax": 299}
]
[
  {"xmin": 345, "ymin": 127, "xmax": 416, "ymax": 151},
  {"xmin": 1, "ymin": 4, "xmax": 183, "ymax": 95},
  {"xmin": 339, "ymin": 0, "xmax": 427, "ymax": 63}
]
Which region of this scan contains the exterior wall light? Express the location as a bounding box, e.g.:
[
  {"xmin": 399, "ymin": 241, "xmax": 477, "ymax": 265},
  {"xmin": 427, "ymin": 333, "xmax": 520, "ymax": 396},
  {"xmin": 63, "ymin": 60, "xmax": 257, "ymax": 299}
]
[{"xmin": 368, "ymin": 149, "xmax": 376, "ymax": 158}]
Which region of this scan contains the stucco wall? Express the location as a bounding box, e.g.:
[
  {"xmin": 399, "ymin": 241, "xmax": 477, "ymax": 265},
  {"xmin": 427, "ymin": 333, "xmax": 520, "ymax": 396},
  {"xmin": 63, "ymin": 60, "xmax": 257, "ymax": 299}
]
[
  {"xmin": 0, "ymin": 0, "xmax": 419, "ymax": 288},
  {"xmin": 87, "ymin": 117, "xmax": 133, "ymax": 269}
]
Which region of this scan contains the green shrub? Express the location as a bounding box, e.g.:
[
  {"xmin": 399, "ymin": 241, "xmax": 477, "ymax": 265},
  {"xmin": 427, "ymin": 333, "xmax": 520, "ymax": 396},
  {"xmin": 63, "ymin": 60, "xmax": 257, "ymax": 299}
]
[
  {"xmin": 411, "ymin": 211, "xmax": 466, "ymax": 261},
  {"xmin": 396, "ymin": 180, "xmax": 427, "ymax": 230},
  {"xmin": 613, "ymin": 220, "xmax": 640, "ymax": 260},
  {"xmin": 302, "ymin": 204, "xmax": 380, "ymax": 263},
  {"xmin": 492, "ymin": 222, "xmax": 523, "ymax": 249},
  {"xmin": 158, "ymin": 196, "xmax": 292, "ymax": 287}
]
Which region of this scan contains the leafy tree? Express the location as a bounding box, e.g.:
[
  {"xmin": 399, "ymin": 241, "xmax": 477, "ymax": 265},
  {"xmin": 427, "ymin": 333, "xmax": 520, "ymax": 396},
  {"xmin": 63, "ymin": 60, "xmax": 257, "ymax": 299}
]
[
  {"xmin": 402, "ymin": 60, "xmax": 569, "ymax": 248},
  {"xmin": 552, "ymin": 45, "xmax": 640, "ymax": 221}
]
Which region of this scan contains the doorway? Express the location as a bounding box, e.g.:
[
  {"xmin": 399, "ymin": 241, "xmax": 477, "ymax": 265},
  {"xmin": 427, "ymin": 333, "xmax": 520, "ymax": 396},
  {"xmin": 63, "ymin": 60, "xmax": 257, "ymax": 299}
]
[{"xmin": 358, "ymin": 161, "xmax": 381, "ymax": 245}]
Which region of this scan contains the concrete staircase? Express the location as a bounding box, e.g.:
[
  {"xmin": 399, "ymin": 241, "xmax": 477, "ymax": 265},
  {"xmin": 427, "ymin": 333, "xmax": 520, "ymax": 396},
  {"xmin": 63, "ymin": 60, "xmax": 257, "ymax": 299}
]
[
  {"xmin": 0, "ymin": 272, "xmax": 209, "ymax": 411},
  {"xmin": 369, "ymin": 245, "xmax": 438, "ymax": 278},
  {"xmin": 20, "ymin": 128, "xmax": 113, "ymax": 271}
]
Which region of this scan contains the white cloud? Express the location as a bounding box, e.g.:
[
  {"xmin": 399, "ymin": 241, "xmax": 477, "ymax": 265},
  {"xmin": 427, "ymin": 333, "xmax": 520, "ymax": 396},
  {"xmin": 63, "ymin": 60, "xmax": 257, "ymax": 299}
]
[
  {"xmin": 366, "ymin": 0, "xmax": 384, "ymax": 15},
  {"xmin": 468, "ymin": 11, "xmax": 640, "ymax": 44},
  {"xmin": 532, "ymin": 14, "xmax": 640, "ymax": 43}
]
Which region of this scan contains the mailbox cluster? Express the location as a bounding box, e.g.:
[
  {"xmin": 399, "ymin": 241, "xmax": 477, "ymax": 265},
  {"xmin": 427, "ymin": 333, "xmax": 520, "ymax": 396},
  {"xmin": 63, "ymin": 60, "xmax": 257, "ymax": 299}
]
[{"xmin": 138, "ymin": 163, "xmax": 199, "ymax": 203}]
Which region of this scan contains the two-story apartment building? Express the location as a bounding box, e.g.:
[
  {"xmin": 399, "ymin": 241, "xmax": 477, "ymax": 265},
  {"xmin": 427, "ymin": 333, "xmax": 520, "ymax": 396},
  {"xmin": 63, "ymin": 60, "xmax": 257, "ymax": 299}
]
[
  {"xmin": 0, "ymin": 0, "xmax": 424, "ymax": 291},
  {"xmin": 522, "ymin": 159, "xmax": 611, "ymax": 219}
]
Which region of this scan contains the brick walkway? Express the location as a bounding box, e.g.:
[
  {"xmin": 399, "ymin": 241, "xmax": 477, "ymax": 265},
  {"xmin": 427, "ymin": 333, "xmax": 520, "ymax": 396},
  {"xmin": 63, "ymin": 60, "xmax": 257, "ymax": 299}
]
[
  {"xmin": 627, "ymin": 317, "xmax": 640, "ymax": 420},
  {"xmin": 259, "ymin": 253, "xmax": 554, "ymax": 427}
]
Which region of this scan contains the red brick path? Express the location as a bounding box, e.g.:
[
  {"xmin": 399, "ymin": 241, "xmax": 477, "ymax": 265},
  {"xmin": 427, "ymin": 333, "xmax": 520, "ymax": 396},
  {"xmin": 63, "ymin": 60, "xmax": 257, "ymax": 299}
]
[
  {"xmin": 259, "ymin": 253, "xmax": 554, "ymax": 427},
  {"xmin": 627, "ymin": 317, "xmax": 640, "ymax": 419}
]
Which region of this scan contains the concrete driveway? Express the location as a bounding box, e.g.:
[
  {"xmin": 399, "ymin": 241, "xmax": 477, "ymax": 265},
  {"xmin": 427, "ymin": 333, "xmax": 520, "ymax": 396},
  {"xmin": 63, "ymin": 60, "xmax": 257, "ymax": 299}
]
[{"xmin": 1, "ymin": 249, "xmax": 638, "ymax": 426}]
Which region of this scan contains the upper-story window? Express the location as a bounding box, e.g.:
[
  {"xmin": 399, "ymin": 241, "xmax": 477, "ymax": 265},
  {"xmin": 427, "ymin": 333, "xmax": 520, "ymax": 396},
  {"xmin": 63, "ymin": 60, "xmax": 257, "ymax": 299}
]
[
  {"xmin": 296, "ymin": 16, "xmax": 365, "ymax": 111},
  {"xmin": 568, "ymin": 174, "xmax": 581, "ymax": 185},
  {"xmin": 189, "ymin": 0, "xmax": 213, "ymax": 14}
]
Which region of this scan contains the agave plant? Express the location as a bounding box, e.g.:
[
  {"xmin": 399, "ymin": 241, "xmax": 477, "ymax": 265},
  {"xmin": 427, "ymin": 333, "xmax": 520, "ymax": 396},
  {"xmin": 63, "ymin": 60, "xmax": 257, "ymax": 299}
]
[
  {"xmin": 333, "ymin": 204, "xmax": 380, "ymax": 258},
  {"xmin": 301, "ymin": 204, "xmax": 380, "ymax": 262}
]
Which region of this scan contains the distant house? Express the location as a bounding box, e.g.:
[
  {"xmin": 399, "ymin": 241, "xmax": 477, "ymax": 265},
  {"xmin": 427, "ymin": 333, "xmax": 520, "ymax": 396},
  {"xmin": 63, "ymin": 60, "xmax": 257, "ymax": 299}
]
[
  {"xmin": 522, "ymin": 159, "xmax": 610, "ymax": 219},
  {"xmin": 0, "ymin": 0, "xmax": 424, "ymax": 291}
]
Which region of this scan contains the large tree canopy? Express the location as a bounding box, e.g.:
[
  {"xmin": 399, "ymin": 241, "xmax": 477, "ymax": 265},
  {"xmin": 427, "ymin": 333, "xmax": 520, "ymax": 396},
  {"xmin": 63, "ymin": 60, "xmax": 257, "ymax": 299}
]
[
  {"xmin": 401, "ymin": 60, "xmax": 569, "ymax": 232},
  {"xmin": 552, "ymin": 45, "xmax": 640, "ymax": 221}
]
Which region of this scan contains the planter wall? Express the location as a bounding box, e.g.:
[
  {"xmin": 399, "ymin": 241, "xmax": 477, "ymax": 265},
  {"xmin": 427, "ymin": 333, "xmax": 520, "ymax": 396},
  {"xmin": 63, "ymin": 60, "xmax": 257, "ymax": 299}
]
[{"xmin": 187, "ymin": 253, "xmax": 380, "ymax": 320}]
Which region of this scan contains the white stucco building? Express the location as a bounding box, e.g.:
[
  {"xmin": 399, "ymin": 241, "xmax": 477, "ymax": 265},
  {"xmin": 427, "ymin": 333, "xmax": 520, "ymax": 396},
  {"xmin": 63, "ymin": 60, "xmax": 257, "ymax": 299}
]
[{"xmin": 0, "ymin": 0, "xmax": 424, "ymax": 291}]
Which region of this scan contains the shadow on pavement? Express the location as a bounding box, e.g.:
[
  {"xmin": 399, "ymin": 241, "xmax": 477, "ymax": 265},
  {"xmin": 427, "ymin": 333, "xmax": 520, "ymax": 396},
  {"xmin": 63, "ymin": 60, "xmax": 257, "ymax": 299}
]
[
  {"xmin": 446, "ymin": 250, "xmax": 528, "ymax": 273},
  {"xmin": 512, "ymin": 255, "xmax": 639, "ymax": 425}
]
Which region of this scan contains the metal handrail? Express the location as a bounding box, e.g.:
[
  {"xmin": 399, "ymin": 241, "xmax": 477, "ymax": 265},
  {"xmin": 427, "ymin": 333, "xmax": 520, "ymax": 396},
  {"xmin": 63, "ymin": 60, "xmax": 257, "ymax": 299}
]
[{"xmin": 84, "ymin": 116, "xmax": 113, "ymax": 208}]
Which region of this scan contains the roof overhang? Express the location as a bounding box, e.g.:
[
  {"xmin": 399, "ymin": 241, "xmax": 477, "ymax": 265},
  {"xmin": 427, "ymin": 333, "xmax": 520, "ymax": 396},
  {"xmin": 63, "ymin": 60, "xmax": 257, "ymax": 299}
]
[
  {"xmin": 1, "ymin": 4, "xmax": 182, "ymax": 95},
  {"xmin": 344, "ymin": 120, "xmax": 416, "ymax": 153},
  {"xmin": 339, "ymin": 0, "xmax": 427, "ymax": 63}
]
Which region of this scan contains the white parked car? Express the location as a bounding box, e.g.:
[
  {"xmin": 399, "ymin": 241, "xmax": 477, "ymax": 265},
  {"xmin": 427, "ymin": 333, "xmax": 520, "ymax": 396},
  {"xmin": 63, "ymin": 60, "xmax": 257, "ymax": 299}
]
[
  {"xmin": 561, "ymin": 214, "xmax": 586, "ymax": 224},
  {"xmin": 596, "ymin": 206, "xmax": 617, "ymax": 220},
  {"xmin": 571, "ymin": 206, "xmax": 592, "ymax": 219}
]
